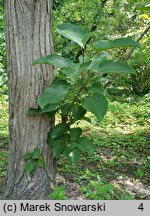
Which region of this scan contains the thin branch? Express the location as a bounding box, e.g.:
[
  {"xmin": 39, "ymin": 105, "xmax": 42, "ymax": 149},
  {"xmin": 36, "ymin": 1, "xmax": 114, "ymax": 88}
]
[
  {"xmin": 125, "ymin": 25, "xmax": 150, "ymax": 61},
  {"xmin": 75, "ymin": 0, "xmax": 108, "ymax": 62}
]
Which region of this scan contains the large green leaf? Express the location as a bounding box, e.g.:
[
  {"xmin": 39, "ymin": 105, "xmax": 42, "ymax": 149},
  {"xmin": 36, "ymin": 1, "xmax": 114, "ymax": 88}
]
[
  {"xmin": 61, "ymin": 103, "xmax": 70, "ymax": 116},
  {"xmin": 95, "ymin": 60, "xmax": 136, "ymax": 74},
  {"xmin": 61, "ymin": 61, "xmax": 90, "ymax": 84},
  {"xmin": 52, "ymin": 140, "xmax": 65, "ymax": 157},
  {"xmin": 38, "ymin": 83, "xmax": 69, "ymax": 109},
  {"xmin": 88, "ymin": 53, "xmax": 108, "ymax": 70},
  {"xmin": 72, "ymin": 104, "xmax": 87, "ymax": 121},
  {"xmin": 77, "ymin": 137, "xmax": 94, "ymax": 154},
  {"xmin": 62, "ymin": 65, "xmax": 80, "ymax": 84},
  {"xmin": 67, "ymin": 148, "xmax": 81, "ymax": 166},
  {"xmin": 42, "ymin": 103, "xmax": 60, "ymax": 113},
  {"xmin": 79, "ymin": 61, "xmax": 91, "ymax": 72},
  {"xmin": 70, "ymin": 128, "xmax": 82, "ymax": 141},
  {"xmin": 90, "ymin": 82, "xmax": 104, "ymax": 95},
  {"xmin": 32, "ymin": 54, "xmax": 74, "ymax": 68},
  {"xmin": 82, "ymin": 94, "xmax": 108, "ymax": 121},
  {"xmin": 56, "ymin": 23, "xmax": 93, "ymax": 48},
  {"xmin": 95, "ymin": 38, "xmax": 140, "ymax": 50},
  {"xmin": 51, "ymin": 123, "xmax": 69, "ymax": 139},
  {"xmin": 26, "ymin": 108, "xmax": 42, "ymax": 115},
  {"xmin": 47, "ymin": 123, "xmax": 69, "ymax": 145}
]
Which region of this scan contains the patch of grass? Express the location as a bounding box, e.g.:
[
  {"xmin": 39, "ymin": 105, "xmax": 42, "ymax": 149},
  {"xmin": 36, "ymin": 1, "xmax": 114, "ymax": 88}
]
[
  {"xmin": 0, "ymin": 150, "xmax": 8, "ymax": 178},
  {"xmin": 57, "ymin": 93, "xmax": 150, "ymax": 199},
  {"xmin": 0, "ymin": 95, "xmax": 8, "ymax": 148},
  {"xmin": 80, "ymin": 175, "xmax": 135, "ymax": 200},
  {"xmin": 48, "ymin": 185, "xmax": 67, "ymax": 200}
]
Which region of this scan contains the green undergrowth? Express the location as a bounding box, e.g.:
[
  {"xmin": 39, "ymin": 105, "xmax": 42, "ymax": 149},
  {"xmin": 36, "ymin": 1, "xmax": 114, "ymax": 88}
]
[
  {"xmin": 0, "ymin": 95, "xmax": 8, "ymax": 190},
  {"xmin": 0, "ymin": 93, "xmax": 150, "ymax": 199},
  {"xmin": 57, "ymin": 93, "xmax": 150, "ymax": 199},
  {"xmin": 0, "ymin": 95, "xmax": 8, "ymax": 148}
]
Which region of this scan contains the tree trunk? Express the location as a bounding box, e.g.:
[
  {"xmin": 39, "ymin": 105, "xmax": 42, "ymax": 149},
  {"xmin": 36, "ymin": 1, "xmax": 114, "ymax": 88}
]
[{"xmin": 4, "ymin": 0, "xmax": 55, "ymax": 199}]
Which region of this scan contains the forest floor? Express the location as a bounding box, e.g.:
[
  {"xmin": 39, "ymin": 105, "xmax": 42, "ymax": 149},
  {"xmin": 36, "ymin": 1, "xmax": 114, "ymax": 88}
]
[{"xmin": 0, "ymin": 92, "xmax": 150, "ymax": 200}]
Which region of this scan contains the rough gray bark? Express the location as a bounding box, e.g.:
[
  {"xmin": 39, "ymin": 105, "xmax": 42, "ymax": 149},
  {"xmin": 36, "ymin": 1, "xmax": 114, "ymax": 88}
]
[{"xmin": 4, "ymin": 0, "xmax": 55, "ymax": 199}]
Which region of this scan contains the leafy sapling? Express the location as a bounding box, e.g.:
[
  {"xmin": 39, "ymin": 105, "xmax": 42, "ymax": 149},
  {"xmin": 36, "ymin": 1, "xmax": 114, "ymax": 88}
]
[
  {"xmin": 23, "ymin": 148, "xmax": 45, "ymax": 174},
  {"xmin": 27, "ymin": 23, "xmax": 140, "ymax": 166}
]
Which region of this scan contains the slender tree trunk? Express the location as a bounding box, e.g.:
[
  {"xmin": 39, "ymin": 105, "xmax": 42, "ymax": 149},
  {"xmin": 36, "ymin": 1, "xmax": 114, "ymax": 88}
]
[{"xmin": 4, "ymin": 0, "xmax": 55, "ymax": 199}]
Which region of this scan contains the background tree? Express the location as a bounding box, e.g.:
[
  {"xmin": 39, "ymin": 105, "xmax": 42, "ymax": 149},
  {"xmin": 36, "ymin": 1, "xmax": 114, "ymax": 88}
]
[
  {"xmin": 4, "ymin": 0, "xmax": 55, "ymax": 199},
  {"xmin": 52, "ymin": 0, "xmax": 150, "ymax": 95},
  {"xmin": 0, "ymin": 0, "xmax": 7, "ymax": 95}
]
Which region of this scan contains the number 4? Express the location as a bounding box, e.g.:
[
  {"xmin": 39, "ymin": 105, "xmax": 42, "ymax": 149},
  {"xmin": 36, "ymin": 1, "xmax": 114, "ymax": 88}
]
[{"xmin": 138, "ymin": 203, "xmax": 144, "ymax": 211}]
